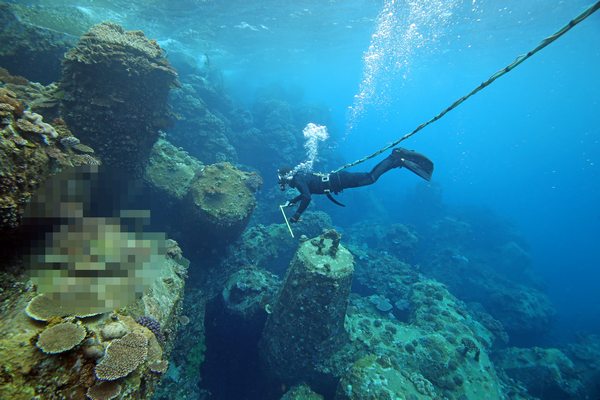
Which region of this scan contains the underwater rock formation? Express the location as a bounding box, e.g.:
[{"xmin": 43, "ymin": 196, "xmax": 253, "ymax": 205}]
[
  {"xmin": 565, "ymin": 334, "xmax": 600, "ymax": 400},
  {"xmin": 168, "ymin": 80, "xmax": 237, "ymax": 164},
  {"xmin": 0, "ymin": 4, "xmax": 75, "ymax": 84},
  {"xmin": 335, "ymin": 355, "xmax": 436, "ymax": 400},
  {"xmin": 143, "ymin": 139, "xmax": 261, "ymax": 245},
  {"xmin": 281, "ymin": 384, "xmax": 324, "ymax": 400},
  {"xmin": 420, "ymin": 215, "xmax": 555, "ymax": 341},
  {"xmin": 220, "ymin": 211, "xmax": 333, "ymax": 279},
  {"xmin": 260, "ymin": 229, "xmax": 354, "ymax": 386},
  {"xmin": 495, "ymin": 347, "xmax": 583, "ymax": 399},
  {"xmin": 153, "ymin": 288, "xmax": 208, "ymax": 400},
  {"xmin": 0, "ymin": 88, "xmax": 99, "ymax": 236},
  {"xmin": 222, "ymin": 267, "xmax": 280, "ymax": 320},
  {"xmin": 0, "ymin": 237, "xmax": 188, "ymax": 399},
  {"xmin": 338, "ymin": 278, "xmax": 506, "ymax": 400},
  {"xmin": 347, "ymin": 221, "xmax": 419, "ymax": 262},
  {"xmin": 187, "ymin": 162, "xmax": 261, "ymax": 241},
  {"xmin": 0, "ymin": 67, "xmax": 63, "ymax": 121},
  {"xmin": 144, "ymin": 138, "xmax": 205, "ymax": 200},
  {"xmin": 60, "ymin": 22, "xmax": 177, "ymax": 175}
]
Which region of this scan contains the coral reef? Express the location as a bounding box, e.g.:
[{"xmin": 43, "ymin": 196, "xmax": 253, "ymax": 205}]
[
  {"xmin": 0, "ymin": 237, "xmax": 188, "ymax": 399},
  {"xmin": 86, "ymin": 381, "xmax": 123, "ymax": 400},
  {"xmin": 27, "ymin": 216, "xmax": 166, "ymax": 315},
  {"xmin": 260, "ymin": 229, "xmax": 354, "ymax": 386},
  {"xmin": 168, "ymin": 80, "xmax": 237, "ymax": 163},
  {"xmin": 60, "ymin": 22, "xmax": 177, "ymax": 175},
  {"xmin": 1, "ymin": 67, "xmax": 64, "ymax": 120},
  {"xmin": 347, "ymin": 221, "xmax": 419, "ymax": 262},
  {"xmin": 144, "ymin": 138, "xmax": 204, "ymax": 200},
  {"xmin": 186, "ymin": 162, "xmax": 261, "ymax": 241},
  {"xmin": 152, "ymin": 288, "xmax": 208, "ymax": 400},
  {"xmin": 36, "ymin": 321, "xmax": 87, "ymax": 354},
  {"xmin": 495, "ymin": 347, "xmax": 583, "ymax": 399},
  {"xmin": 565, "ymin": 334, "xmax": 600, "ymax": 399},
  {"xmin": 136, "ymin": 316, "xmax": 165, "ymax": 343},
  {"xmin": 335, "ymin": 355, "xmax": 436, "ymax": 400},
  {"xmin": 338, "ymin": 278, "xmax": 505, "ymax": 400},
  {"xmin": 0, "ymin": 88, "xmax": 99, "ymax": 234},
  {"xmin": 95, "ymin": 332, "xmax": 149, "ymax": 380},
  {"xmin": 143, "ymin": 141, "xmax": 262, "ymax": 246}
]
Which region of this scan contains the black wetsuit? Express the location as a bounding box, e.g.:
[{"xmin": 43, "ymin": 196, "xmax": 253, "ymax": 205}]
[
  {"xmin": 286, "ymin": 148, "xmax": 434, "ymax": 221},
  {"xmin": 288, "ymin": 157, "xmax": 399, "ymax": 221}
]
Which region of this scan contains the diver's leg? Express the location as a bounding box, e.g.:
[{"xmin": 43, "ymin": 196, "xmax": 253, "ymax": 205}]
[
  {"xmin": 336, "ymin": 171, "xmax": 375, "ymax": 189},
  {"xmin": 368, "ymin": 155, "xmax": 402, "ymax": 182}
]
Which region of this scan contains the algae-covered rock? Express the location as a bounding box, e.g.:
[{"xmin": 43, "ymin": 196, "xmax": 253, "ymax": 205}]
[
  {"xmin": 168, "ymin": 83, "xmax": 237, "ymax": 164},
  {"xmin": 145, "ymin": 138, "xmax": 204, "ymax": 199},
  {"xmin": 260, "ymin": 229, "xmax": 354, "ymax": 385},
  {"xmin": 340, "ymin": 276, "xmax": 506, "ymax": 400},
  {"xmin": 187, "ymin": 162, "xmax": 261, "ymax": 240},
  {"xmin": 61, "ymin": 22, "xmax": 177, "ymax": 175}
]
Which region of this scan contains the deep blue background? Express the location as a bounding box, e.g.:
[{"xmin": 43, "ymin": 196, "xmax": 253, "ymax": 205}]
[
  {"xmin": 223, "ymin": 0, "xmax": 600, "ymax": 342},
  {"xmin": 14, "ymin": 0, "xmax": 599, "ymax": 342}
]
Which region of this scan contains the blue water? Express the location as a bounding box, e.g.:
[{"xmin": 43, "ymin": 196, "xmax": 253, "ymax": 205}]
[
  {"xmin": 205, "ymin": 0, "xmax": 600, "ymax": 341},
  {"xmin": 4, "ymin": 0, "xmax": 600, "ymax": 396},
  {"xmin": 73, "ymin": 0, "xmax": 599, "ymax": 340}
]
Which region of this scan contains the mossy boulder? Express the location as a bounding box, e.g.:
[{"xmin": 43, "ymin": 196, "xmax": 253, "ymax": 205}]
[
  {"xmin": 187, "ymin": 162, "xmax": 261, "ymax": 241},
  {"xmin": 144, "ymin": 138, "xmax": 204, "ymax": 200}
]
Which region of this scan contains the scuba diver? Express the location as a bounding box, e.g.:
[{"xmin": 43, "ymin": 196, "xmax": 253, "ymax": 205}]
[{"xmin": 278, "ymin": 147, "xmax": 434, "ymax": 222}]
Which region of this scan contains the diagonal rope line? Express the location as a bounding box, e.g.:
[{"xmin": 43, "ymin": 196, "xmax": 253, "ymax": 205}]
[{"xmin": 332, "ymin": 1, "xmax": 600, "ymax": 174}]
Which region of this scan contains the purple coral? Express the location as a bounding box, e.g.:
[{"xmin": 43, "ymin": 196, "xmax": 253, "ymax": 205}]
[{"xmin": 136, "ymin": 316, "xmax": 165, "ymax": 342}]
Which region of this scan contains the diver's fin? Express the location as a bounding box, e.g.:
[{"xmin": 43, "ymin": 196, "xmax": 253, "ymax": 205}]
[
  {"xmin": 393, "ymin": 148, "xmax": 434, "ymax": 181},
  {"xmin": 326, "ymin": 192, "xmax": 346, "ymax": 207}
]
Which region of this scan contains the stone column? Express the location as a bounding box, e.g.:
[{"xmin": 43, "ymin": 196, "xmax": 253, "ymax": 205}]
[{"xmin": 260, "ymin": 230, "xmax": 354, "ymax": 384}]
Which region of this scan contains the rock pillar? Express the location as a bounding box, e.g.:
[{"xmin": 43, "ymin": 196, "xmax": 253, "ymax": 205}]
[{"xmin": 260, "ymin": 230, "xmax": 354, "ymax": 384}]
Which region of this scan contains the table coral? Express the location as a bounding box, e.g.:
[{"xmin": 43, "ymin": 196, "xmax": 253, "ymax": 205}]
[
  {"xmin": 36, "ymin": 321, "xmax": 87, "ymax": 354},
  {"xmin": 95, "ymin": 332, "xmax": 149, "ymax": 381},
  {"xmin": 86, "ymin": 380, "xmax": 122, "ymax": 400}
]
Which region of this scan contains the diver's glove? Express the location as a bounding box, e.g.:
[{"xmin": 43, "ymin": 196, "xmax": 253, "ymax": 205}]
[
  {"xmin": 289, "ymin": 214, "xmax": 300, "ymax": 223},
  {"xmin": 282, "ymin": 200, "xmax": 294, "ymax": 208}
]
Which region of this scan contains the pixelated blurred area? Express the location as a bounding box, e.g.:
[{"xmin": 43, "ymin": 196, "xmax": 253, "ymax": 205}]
[
  {"xmin": 24, "ymin": 164, "xmax": 97, "ymax": 221},
  {"xmin": 19, "ymin": 165, "xmax": 167, "ymax": 316},
  {"xmin": 27, "ymin": 216, "xmax": 166, "ymax": 315}
]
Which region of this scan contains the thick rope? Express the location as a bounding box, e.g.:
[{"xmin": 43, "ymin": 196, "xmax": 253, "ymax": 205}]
[{"xmin": 332, "ymin": 1, "xmax": 600, "ymax": 174}]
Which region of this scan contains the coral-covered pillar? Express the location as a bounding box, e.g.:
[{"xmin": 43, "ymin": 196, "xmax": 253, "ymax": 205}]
[
  {"xmin": 60, "ymin": 22, "xmax": 177, "ymax": 175},
  {"xmin": 260, "ymin": 230, "xmax": 354, "ymax": 384}
]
